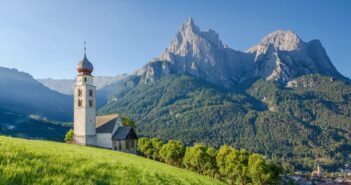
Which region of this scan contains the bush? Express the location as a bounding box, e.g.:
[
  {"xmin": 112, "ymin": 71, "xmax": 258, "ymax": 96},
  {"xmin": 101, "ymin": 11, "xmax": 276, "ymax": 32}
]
[
  {"xmin": 150, "ymin": 138, "xmax": 163, "ymax": 160},
  {"xmin": 159, "ymin": 140, "xmax": 185, "ymax": 167},
  {"xmin": 183, "ymin": 143, "xmax": 218, "ymax": 176},
  {"xmin": 138, "ymin": 138, "xmax": 283, "ymax": 184},
  {"xmin": 64, "ymin": 129, "xmax": 74, "ymax": 144},
  {"xmin": 137, "ymin": 137, "xmax": 153, "ymax": 158}
]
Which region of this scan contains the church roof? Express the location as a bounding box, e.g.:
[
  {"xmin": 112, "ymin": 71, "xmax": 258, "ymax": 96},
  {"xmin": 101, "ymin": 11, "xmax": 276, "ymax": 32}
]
[
  {"xmin": 96, "ymin": 114, "xmax": 119, "ymax": 133},
  {"xmin": 77, "ymin": 54, "xmax": 94, "ymax": 75},
  {"xmin": 112, "ymin": 126, "xmax": 138, "ymax": 140}
]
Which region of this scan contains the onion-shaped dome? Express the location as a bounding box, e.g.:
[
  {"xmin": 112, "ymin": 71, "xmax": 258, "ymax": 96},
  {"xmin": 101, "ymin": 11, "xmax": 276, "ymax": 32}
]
[{"xmin": 77, "ymin": 54, "xmax": 93, "ymax": 75}]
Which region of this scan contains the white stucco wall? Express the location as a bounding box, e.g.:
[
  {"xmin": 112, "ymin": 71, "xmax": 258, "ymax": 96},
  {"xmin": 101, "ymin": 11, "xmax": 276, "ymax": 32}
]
[{"xmin": 96, "ymin": 133, "xmax": 112, "ymax": 148}]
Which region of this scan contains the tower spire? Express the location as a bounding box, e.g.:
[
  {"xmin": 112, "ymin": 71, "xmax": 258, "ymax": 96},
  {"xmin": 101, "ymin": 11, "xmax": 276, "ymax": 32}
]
[{"xmin": 84, "ymin": 40, "xmax": 87, "ymax": 56}]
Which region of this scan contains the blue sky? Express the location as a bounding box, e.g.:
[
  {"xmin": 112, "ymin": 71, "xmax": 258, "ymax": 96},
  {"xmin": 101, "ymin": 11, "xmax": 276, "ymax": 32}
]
[{"xmin": 0, "ymin": 0, "xmax": 350, "ymax": 79}]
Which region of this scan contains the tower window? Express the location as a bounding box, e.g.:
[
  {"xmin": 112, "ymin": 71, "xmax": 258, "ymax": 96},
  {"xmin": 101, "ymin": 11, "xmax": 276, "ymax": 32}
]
[
  {"xmin": 89, "ymin": 99, "xmax": 93, "ymax": 107},
  {"xmin": 78, "ymin": 89, "xmax": 82, "ymax": 97},
  {"xmin": 84, "ymin": 77, "xmax": 87, "ymax": 82},
  {"xmin": 78, "ymin": 99, "xmax": 82, "ymax": 107},
  {"xmin": 89, "ymin": 89, "xmax": 93, "ymax": 97}
]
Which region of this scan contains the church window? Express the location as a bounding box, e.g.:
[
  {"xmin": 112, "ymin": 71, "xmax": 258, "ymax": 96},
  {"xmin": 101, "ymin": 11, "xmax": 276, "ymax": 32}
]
[
  {"xmin": 78, "ymin": 89, "xmax": 82, "ymax": 96},
  {"xmin": 89, "ymin": 89, "xmax": 93, "ymax": 96},
  {"xmin": 118, "ymin": 142, "xmax": 122, "ymax": 150},
  {"xmin": 89, "ymin": 99, "xmax": 93, "ymax": 107},
  {"xmin": 130, "ymin": 140, "xmax": 134, "ymax": 149},
  {"xmin": 126, "ymin": 140, "xmax": 130, "ymax": 150},
  {"xmin": 84, "ymin": 77, "xmax": 87, "ymax": 82},
  {"xmin": 78, "ymin": 99, "xmax": 82, "ymax": 107}
]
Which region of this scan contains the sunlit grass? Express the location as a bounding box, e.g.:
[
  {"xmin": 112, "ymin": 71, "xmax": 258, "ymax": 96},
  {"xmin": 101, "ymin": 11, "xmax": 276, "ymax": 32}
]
[{"xmin": 0, "ymin": 136, "xmax": 224, "ymax": 185}]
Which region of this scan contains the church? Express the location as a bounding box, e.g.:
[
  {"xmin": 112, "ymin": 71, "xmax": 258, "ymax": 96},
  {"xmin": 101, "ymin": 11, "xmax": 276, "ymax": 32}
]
[{"xmin": 73, "ymin": 46, "xmax": 138, "ymax": 153}]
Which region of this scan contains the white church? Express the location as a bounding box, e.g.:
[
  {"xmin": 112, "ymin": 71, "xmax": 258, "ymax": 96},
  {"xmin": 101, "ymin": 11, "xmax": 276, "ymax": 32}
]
[{"xmin": 73, "ymin": 47, "xmax": 138, "ymax": 153}]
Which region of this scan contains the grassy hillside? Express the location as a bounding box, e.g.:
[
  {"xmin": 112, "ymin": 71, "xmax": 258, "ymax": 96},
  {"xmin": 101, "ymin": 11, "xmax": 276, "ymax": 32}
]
[{"xmin": 0, "ymin": 136, "xmax": 224, "ymax": 185}]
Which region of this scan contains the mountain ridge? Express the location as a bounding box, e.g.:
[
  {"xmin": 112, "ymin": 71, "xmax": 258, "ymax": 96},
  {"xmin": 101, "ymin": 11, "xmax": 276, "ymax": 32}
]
[
  {"xmin": 0, "ymin": 66, "xmax": 72, "ymax": 122},
  {"xmin": 130, "ymin": 17, "xmax": 347, "ymax": 88}
]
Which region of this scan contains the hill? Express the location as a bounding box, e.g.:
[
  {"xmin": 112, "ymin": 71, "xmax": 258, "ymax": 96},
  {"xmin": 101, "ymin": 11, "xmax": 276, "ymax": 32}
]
[
  {"xmin": 0, "ymin": 67, "xmax": 72, "ymax": 122},
  {"xmin": 0, "ymin": 136, "xmax": 224, "ymax": 185},
  {"xmin": 0, "ymin": 111, "xmax": 70, "ymax": 141},
  {"xmin": 99, "ymin": 74, "xmax": 351, "ymax": 171}
]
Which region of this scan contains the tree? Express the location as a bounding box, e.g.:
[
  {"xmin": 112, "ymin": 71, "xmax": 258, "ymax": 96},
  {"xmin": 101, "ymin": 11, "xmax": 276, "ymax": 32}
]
[
  {"xmin": 159, "ymin": 140, "xmax": 185, "ymax": 167},
  {"xmin": 216, "ymin": 145, "xmax": 234, "ymax": 180},
  {"xmin": 228, "ymin": 149, "xmax": 250, "ymax": 185},
  {"xmin": 137, "ymin": 137, "xmax": 153, "ymax": 158},
  {"xmin": 216, "ymin": 146, "xmax": 250, "ymax": 185},
  {"xmin": 248, "ymin": 154, "xmax": 282, "ymax": 185},
  {"xmin": 183, "ymin": 143, "xmax": 218, "ymax": 176},
  {"xmin": 183, "ymin": 143, "xmax": 208, "ymax": 173},
  {"xmin": 64, "ymin": 129, "xmax": 74, "ymax": 144},
  {"xmin": 150, "ymin": 138, "xmax": 163, "ymax": 160},
  {"xmin": 120, "ymin": 115, "xmax": 136, "ymax": 130},
  {"xmin": 204, "ymin": 147, "xmax": 219, "ymax": 178}
]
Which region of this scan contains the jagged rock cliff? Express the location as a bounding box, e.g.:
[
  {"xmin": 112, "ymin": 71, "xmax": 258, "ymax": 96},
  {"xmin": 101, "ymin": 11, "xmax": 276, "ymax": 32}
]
[{"xmin": 132, "ymin": 18, "xmax": 346, "ymax": 87}]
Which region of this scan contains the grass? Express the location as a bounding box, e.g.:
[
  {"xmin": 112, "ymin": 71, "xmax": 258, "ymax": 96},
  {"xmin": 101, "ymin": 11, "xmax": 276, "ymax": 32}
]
[{"xmin": 0, "ymin": 136, "xmax": 224, "ymax": 185}]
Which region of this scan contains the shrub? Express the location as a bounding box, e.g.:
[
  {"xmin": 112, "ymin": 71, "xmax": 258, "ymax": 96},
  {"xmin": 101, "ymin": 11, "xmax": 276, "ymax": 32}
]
[
  {"xmin": 64, "ymin": 129, "xmax": 74, "ymax": 144},
  {"xmin": 159, "ymin": 140, "xmax": 185, "ymax": 167}
]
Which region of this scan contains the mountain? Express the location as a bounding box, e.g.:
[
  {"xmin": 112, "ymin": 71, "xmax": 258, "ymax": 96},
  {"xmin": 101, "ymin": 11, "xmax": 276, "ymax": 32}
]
[
  {"xmin": 132, "ymin": 17, "xmax": 347, "ymax": 88},
  {"xmin": 245, "ymin": 30, "xmax": 346, "ymax": 83},
  {"xmin": 133, "ymin": 17, "xmax": 253, "ymax": 88},
  {"xmin": 0, "ymin": 67, "xmax": 72, "ymax": 121},
  {"xmin": 38, "ymin": 74, "xmax": 127, "ymax": 95},
  {"xmin": 98, "ymin": 18, "xmax": 351, "ymax": 171},
  {"xmin": 38, "ymin": 74, "xmax": 127, "ymax": 108},
  {"xmin": 99, "ymin": 74, "xmax": 351, "ymax": 171}
]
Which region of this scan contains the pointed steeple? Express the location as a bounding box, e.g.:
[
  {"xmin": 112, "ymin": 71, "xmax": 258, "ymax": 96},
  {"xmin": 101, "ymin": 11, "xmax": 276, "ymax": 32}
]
[
  {"xmin": 84, "ymin": 40, "xmax": 87, "ymax": 56},
  {"xmin": 77, "ymin": 40, "xmax": 94, "ymax": 75}
]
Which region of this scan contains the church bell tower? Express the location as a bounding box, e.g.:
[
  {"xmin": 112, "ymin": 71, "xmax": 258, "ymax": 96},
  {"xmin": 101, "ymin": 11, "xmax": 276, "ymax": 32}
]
[{"xmin": 74, "ymin": 42, "xmax": 96, "ymax": 146}]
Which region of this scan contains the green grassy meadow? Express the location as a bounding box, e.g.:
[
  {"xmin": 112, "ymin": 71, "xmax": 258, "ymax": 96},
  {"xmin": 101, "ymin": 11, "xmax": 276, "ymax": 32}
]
[{"xmin": 0, "ymin": 136, "xmax": 224, "ymax": 185}]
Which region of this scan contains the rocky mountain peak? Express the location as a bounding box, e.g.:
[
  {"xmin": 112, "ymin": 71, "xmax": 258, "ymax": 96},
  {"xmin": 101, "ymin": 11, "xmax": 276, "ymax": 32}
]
[
  {"xmin": 247, "ymin": 30, "xmax": 304, "ymax": 57},
  {"xmin": 184, "ymin": 17, "xmax": 196, "ymax": 28},
  {"xmin": 160, "ymin": 17, "xmax": 224, "ymax": 62},
  {"xmin": 178, "ymin": 17, "xmax": 200, "ymax": 34},
  {"xmin": 135, "ymin": 19, "xmax": 346, "ymax": 88},
  {"xmin": 261, "ymin": 30, "xmax": 303, "ymax": 51},
  {"xmin": 244, "ymin": 30, "xmax": 346, "ymax": 83}
]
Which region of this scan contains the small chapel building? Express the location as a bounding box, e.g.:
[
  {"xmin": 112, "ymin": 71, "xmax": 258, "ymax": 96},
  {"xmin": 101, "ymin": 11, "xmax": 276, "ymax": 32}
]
[{"xmin": 73, "ymin": 46, "xmax": 138, "ymax": 154}]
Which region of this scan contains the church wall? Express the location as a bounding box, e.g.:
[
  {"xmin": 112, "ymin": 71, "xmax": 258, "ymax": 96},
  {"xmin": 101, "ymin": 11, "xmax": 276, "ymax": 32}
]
[
  {"xmin": 112, "ymin": 140, "xmax": 137, "ymax": 154},
  {"xmin": 96, "ymin": 133, "xmax": 112, "ymax": 148}
]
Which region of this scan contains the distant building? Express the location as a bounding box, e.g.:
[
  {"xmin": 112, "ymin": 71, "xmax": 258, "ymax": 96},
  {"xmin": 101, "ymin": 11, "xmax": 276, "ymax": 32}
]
[
  {"xmin": 311, "ymin": 164, "xmax": 323, "ymax": 178},
  {"xmin": 73, "ymin": 44, "xmax": 138, "ymax": 153}
]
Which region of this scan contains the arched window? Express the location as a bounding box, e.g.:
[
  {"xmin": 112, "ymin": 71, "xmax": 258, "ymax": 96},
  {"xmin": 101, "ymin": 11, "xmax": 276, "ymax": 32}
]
[
  {"xmin": 78, "ymin": 89, "xmax": 82, "ymax": 97},
  {"xmin": 89, "ymin": 99, "xmax": 93, "ymax": 107},
  {"xmin": 84, "ymin": 77, "xmax": 87, "ymax": 82},
  {"xmin": 78, "ymin": 99, "xmax": 82, "ymax": 107},
  {"xmin": 89, "ymin": 89, "xmax": 93, "ymax": 97},
  {"xmin": 126, "ymin": 140, "xmax": 130, "ymax": 150},
  {"xmin": 118, "ymin": 142, "xmax": 122, "ymax": 150},
  {"xmin": 130, "ymin": 140, "xmax": 134, "ymax": 149}
]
